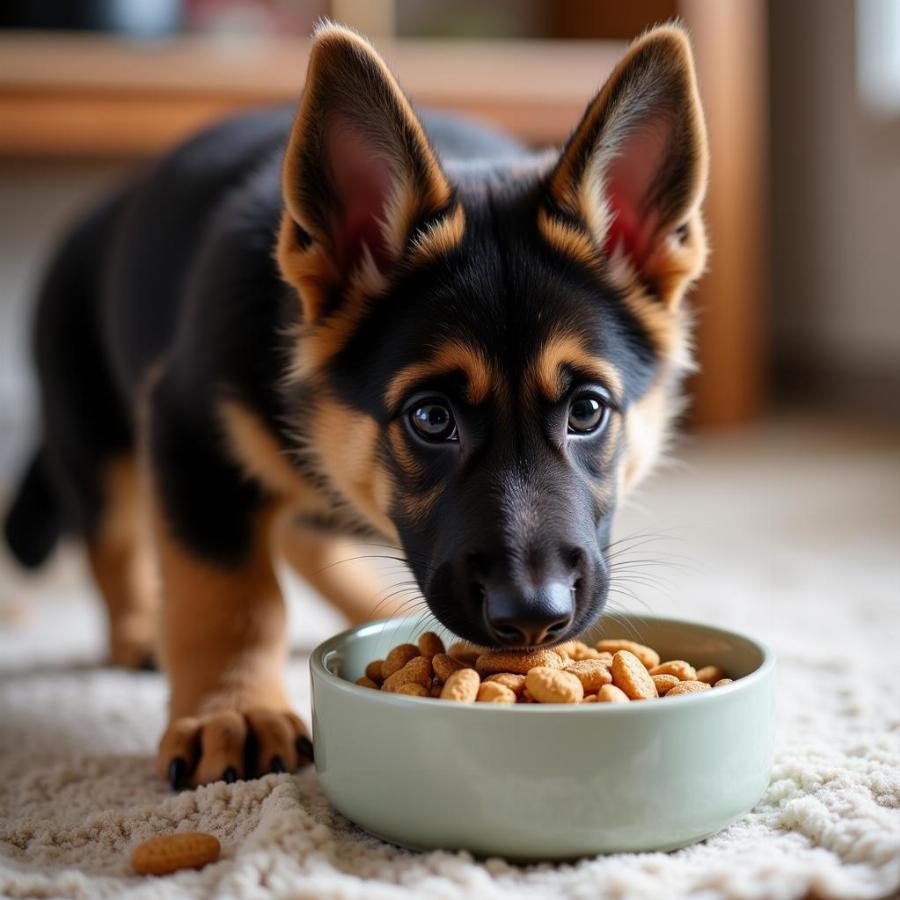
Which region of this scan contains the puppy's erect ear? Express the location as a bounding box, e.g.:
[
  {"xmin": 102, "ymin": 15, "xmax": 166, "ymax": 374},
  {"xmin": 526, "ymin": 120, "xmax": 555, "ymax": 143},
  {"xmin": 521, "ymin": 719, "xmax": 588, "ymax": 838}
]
[
  {"xmin": 545, "ymin": 24, "xmax": 708, "ymax": 307},
  {"xmin": 278, "ymin": 24, "xmax": 454, "ymax": 321}
]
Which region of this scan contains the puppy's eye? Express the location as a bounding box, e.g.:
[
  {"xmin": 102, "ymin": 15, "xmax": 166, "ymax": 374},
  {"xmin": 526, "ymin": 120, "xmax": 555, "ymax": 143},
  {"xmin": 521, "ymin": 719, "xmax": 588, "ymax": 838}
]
[
  {"xmin": 409, "ymin": 401, "xmax": 458, "ymax": 443},
  {"xmin": 567, "ymin": 394, "xmax": 609, "ymax": 435}
]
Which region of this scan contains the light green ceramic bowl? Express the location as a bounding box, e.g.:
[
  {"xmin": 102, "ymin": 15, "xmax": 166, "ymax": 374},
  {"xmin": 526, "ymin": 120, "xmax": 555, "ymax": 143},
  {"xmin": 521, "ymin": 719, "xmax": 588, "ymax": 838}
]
[{"xmin": 310, "ymin": 614, "xmax": 775, "ymax": 860}]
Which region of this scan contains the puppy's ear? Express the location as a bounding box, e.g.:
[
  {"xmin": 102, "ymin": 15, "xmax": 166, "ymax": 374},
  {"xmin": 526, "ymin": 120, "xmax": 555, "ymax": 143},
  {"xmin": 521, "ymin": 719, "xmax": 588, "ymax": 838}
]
[
  {"xmin": 546, "ymin": 24, "xmax": 708, "ymax": 306},
  {"xmin": 278, "ymin": 23, "xmax": 453, "ymax": 321}
]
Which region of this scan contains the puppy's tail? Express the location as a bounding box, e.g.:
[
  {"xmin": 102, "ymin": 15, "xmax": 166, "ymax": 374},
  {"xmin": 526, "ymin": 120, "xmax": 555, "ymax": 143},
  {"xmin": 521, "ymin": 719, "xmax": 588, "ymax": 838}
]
[{"xmin": 4, "ymin": 446, "xmax": 62, "ymax": 569}]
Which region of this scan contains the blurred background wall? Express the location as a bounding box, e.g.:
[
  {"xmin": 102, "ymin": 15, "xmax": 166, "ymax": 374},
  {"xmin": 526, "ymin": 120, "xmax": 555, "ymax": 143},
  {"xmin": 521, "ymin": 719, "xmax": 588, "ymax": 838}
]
[
  {"xmin": 0, "ymin": 0, "xmax": 897, "ymax": 485},
  {"xmin": 770, "ymin": 0, "xmax": 900, "ymax": 417}
]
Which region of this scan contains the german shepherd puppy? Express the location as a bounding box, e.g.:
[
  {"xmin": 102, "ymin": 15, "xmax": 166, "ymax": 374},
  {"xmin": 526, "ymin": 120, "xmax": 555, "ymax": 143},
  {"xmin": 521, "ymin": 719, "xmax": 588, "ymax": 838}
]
[{"xmin": 4, "ymin": 23, "xmax": 707, "ymax": 787}]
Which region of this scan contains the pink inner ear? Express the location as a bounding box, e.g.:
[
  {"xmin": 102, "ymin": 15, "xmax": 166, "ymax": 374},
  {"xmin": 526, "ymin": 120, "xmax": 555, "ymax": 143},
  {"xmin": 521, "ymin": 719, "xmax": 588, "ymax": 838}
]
[
  {"xmin": 601, "ymin": 119, "xmax": 669, "ymax": 269},
  {"xmin": 327, "ymin": 121, "xmax": 397, "ymax": 273}
]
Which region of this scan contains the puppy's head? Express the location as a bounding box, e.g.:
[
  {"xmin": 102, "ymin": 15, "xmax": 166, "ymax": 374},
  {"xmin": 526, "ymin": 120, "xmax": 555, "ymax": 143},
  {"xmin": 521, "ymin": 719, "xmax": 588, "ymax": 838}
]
[{"xmin": 278, "ymin": 23, "xmax": 708, "ymax": 648}]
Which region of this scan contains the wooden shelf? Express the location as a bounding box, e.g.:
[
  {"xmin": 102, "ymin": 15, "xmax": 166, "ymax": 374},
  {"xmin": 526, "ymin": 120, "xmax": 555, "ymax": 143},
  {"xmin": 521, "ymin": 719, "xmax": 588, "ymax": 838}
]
[
  {"xmin": 0, "ymin": 32, "xmax": 624, "ymax": 157},
  {"xmin": 0, "ymin": 17, "xmax": 768, "ymax": 427}
]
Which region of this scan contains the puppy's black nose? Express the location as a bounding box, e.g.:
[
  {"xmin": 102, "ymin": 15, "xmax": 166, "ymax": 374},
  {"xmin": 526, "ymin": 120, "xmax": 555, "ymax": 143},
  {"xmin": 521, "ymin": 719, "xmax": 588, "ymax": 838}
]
[{"xmin": 482, "ymin": 581, "xmax": 574, "ymax": 647}]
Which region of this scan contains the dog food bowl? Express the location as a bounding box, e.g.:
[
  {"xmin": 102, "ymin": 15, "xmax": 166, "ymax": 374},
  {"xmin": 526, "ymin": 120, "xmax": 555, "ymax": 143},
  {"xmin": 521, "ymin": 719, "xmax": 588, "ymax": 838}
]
[{"xmin": 309, "ymin": 614, "xmax": 775, "ymax": 860}]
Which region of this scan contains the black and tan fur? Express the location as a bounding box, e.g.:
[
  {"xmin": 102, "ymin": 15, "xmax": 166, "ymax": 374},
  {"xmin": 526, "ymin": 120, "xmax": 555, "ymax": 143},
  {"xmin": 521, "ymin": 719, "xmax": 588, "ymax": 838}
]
[{"xmin": 4, "ymin": 23, "xmax": 708, "ymax": 787}]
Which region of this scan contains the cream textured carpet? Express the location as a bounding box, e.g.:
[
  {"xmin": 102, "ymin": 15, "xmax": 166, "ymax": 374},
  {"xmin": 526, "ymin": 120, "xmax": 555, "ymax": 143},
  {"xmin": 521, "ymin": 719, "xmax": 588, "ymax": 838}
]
[{"xmin": 1, "ymin": 417, "xmax": 899, "ymax": 900}]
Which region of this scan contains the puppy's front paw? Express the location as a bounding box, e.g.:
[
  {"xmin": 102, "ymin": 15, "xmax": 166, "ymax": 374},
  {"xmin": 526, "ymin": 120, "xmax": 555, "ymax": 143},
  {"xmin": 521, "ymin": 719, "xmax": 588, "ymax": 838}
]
[{"xmin": 158, "ymin": 708, "xmax": 313, "ymax": 788}]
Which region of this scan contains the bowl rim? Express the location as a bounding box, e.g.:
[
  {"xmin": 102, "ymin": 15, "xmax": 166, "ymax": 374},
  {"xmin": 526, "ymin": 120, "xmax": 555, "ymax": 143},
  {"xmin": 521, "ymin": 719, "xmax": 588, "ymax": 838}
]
[{"xmin": 310, "ymin": 613, "xmax": 776, "ymax": 715}]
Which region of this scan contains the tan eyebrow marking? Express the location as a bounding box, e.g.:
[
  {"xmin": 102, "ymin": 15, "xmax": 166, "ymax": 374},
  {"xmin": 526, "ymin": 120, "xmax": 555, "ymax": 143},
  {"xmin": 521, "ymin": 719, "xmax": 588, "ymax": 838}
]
[
  {"xmin": 385, "ymin": 339, "xmax": 494, "ymax": 411},
  {"xmin": 530, "ymin": 333, "xmax": 624, "ymax": 404}
]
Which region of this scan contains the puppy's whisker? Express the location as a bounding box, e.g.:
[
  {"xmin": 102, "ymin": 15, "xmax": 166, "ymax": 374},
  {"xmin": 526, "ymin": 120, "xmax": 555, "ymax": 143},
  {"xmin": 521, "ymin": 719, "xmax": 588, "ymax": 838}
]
[
  {"xmin": 389, "ymin": 599, "xmax": 429, "ymax": 628},
  {"xmin": 605, "ymin": 590, "xmax": 659, "ymax": 627},
  {"xmin": 374, "ymin": 577, "xmax": 421, "ymax": 599},
  {"xmin": 608, "ymin": 573, "xmax": 673, "ymax": 594},
  {"xmin": 605, "ymin": 552, "xmax": 691, "ymax": 571},
  {"xmin": 366, "ymin": 584, "xmax": 422, "ymax": 619},
  {"xmin": 368, "ymin": 593, "xmax": 429, "ymax": 659},
  {"xmin": 361, "ymin": 541, "xmax": 433, "ymax": 564},
  {"xmin": 600, "ymin": 605, "xmax": 651, "ymax": 643},
  {"xmin": 603, "ymin": 527, "xmax": 684, "ymax": 549},
  {"xmin": 602, "ymin": 537, "xmax": 668, "ymax": 559},
  {"xmin": 606, "ymin": 553, "xmax": 692, "ymax": 567},
  {"xmin": 311, "ymin": 554, "xmax": 432, "ymax": 577},
  {"xmin": 409, "ymin": 607, "xmax": 438, "ymax": 640},
  {"xmin": 583, "ymin": 606, "xmax": 643, "ymax": 644}
]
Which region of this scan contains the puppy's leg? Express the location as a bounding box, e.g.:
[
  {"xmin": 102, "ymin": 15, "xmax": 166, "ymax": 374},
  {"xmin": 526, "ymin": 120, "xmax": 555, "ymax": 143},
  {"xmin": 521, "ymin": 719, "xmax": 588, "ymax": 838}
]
[
  {"xmin": 146, "ymin": 386, "xmax": 309, "ymax": 786},
  {"xmin": 85, "ymin": 455, "xmax": 159, "ymax": 669},
  {"xmin": 154, "ymin": 501, "xmax": 310, "ymax": 786},
  {"xmin": 279, "ymin": 527, "xmax": 411, "ymax": 625}
]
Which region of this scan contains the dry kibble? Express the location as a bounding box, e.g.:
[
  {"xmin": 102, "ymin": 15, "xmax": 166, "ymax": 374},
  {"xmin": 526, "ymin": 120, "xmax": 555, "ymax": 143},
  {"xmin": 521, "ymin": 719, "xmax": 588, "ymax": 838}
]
[
  {"xmin": 665, "ymin": 680, "xmax": 711, "ymax": 697},
  {"xmin": 432, "ymin": 653, "xmax": 465, "ymax": 682},
  {"xmin": 132, "ymin": 832, "xmax": 220, "ymax": 875},
  {"xmin": 418, "ymin": 631, "xmax": 446, "ymax": 659},
  {"xmin": 595, "ymin": 639, "xmax": 660, "ymax": 670},
  {"xmin": 365, "ymin": 660, "xmax": 384, "ymax": 683},
  {"xmin": 595, "ymin": 684, "xmax": 630, "ymax": 703},
  {"xmin": 651, "ymin": 673, "xmax": 680, "ymax": 696},
  {"xmin": 571, "ymin": 642, "xmax": 603, "ymax": 661},
  {"xmin": 525, "ymin": 667, "xmax": 584, "ymax": 704},
  {"xmin": 357, "ymin": 634, "xmax": 740, "ymax": 704},
  {"xmin": 440, "ymin": 668, "xmax": 480, "ymax": 702},
  {"xmin": 477, "ymin": 682, "xmax": 517, "ymax": 704},
  {"xmin": 382, "ymin": 643, "xmax": 421, "ymax": 678},
  {"xmin": 650, "ymin": 660, "xmax": 697, "ymax": 681},
  {"xmin": 564, "ymin": 659, "xmax": 613, "ymax": 692},
  {"xmin": 396, "ymin": 682, "xmax": 429, "ymax": 697},
  {"xmin": 650, "ymin": 659, "xmax": 697, "ymax": 681},
  {"xmin": 476, "ymin": 648, "xmax": 564, "ymax": 676},
  {"xmin": 448, "ymin": 641, "xmax": 483, "ymax": 666},
  {"xmin": 611, "ymin": 650, "xmax": 658, "ymax": 700},
  {"xmin": 382, "ymin": 655, "xmax": 432, "ymax": 692},
  {"xmin": 485, "ymin": 672, "xmax": 527, "ymax": 695},
  {"xmin": 553, "ymin": 640, "xmax": 579, "ymax": 660},
  {"xmin": 696, "ymin": 665, "xmax": 725, "ymax": 685}
]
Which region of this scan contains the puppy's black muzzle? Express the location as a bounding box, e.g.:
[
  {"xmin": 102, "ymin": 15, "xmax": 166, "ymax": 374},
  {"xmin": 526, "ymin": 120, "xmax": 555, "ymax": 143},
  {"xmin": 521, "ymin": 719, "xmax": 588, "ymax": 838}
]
[{"xmin": 412, "ymin": 433, "xmax": 612, "ymax": 649}]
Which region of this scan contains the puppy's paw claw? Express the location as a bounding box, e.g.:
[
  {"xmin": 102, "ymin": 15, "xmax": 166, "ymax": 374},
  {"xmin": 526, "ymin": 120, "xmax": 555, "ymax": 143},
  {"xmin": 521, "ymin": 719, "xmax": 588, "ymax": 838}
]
[
  {"xmin": 158, "ymin": 708, "xmax": 311, "ymax": 789},
  {"xmin": 297, "ymin": 734, "xmax": 315, "ymax": 764},
  {"xmin": 168, "ymin": 756, "xmax": 188, "ymax": 790}
]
